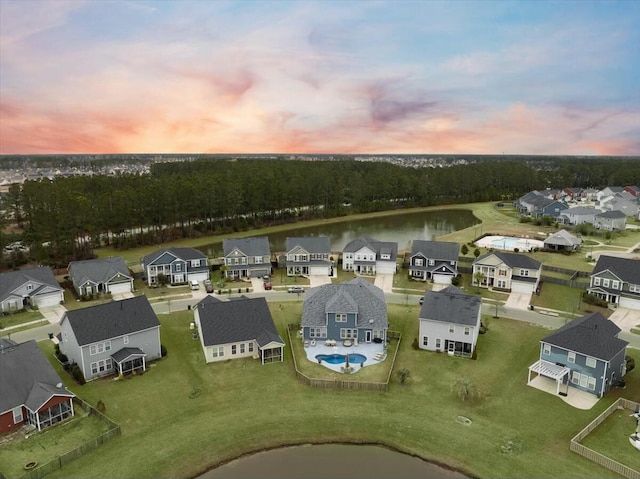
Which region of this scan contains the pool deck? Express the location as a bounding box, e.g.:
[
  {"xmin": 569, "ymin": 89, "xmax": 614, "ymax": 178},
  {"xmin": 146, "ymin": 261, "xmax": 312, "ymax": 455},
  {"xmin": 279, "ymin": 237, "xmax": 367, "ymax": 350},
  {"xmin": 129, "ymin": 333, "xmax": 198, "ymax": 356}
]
[
  {"xmin": 475, "ymin": 235, "xmax": 544, "ymax": 252},
  {"xmin": 303, "ymin": 340, "xmax": 387, "ymax": 373}
]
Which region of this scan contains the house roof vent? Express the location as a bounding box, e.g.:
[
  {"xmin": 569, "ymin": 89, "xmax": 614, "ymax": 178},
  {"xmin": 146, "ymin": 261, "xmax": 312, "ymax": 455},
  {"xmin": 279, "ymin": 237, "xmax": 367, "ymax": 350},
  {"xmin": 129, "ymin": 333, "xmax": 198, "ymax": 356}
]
[{"xmin": 369, "ymin": 319, "xmax": 374, "ymax": 324}]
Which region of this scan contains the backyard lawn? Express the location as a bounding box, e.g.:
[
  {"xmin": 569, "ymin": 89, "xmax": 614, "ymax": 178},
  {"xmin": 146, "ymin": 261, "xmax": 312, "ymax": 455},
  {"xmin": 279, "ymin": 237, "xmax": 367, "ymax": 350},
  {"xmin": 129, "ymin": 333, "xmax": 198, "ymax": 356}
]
[{"xmin": 14, "ymin": 305, "xmax": 636, "ymax": 479}]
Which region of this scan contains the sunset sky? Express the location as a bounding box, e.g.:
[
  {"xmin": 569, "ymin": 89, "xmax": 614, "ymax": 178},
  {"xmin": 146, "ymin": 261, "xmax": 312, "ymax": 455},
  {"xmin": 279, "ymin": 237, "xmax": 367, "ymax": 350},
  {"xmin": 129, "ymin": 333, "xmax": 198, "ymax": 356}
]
[{"xmin": 1, "ymin": 0, "xmax": 639, "ymax": 155}]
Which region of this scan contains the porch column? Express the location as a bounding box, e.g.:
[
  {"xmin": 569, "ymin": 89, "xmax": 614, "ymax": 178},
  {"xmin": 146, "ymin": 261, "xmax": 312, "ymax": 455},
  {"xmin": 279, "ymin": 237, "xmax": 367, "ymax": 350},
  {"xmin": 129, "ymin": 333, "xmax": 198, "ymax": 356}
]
[
  {"xmin": 69, "ymin": 398, "xmax": 75, "ymax": 417},
  {"xmin": 142, "ymin": 356, "xmax": 147, "ymax": 372},
  {"xmin": 118, "ymin": 362, "xmax": 123, "ymax": 376},
  {"xmin": 279, "ymin": 346, "xmax": 283, "ymax": 362}
]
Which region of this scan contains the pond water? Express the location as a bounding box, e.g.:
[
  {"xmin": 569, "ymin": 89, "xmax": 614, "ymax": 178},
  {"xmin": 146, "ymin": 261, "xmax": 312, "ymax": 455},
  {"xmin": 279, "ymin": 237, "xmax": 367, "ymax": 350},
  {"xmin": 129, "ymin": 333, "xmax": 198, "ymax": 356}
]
[
  {"xmin": 201, "ymin": 209, "xmax": 478, "ymax": 255},
  {"xmin": 198, "ymin": 444, "xmax": 469, "ymax": 479}
]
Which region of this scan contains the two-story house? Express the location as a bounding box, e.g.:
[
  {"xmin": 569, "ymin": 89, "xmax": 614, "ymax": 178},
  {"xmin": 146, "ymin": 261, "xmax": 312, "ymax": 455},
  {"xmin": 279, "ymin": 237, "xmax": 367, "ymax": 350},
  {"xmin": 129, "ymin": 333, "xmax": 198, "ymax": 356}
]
[
  {"xmin": 222, "ymin": 237, "xmax": 272, "ymax": 280},
  {"xmin": 285, "ymin": 236, "xmax": 332, "ymax": 277},
  {"xmin": 0, "ymin": 266, "xmax": 64, "ymax": 313},
  {"xmin": 472, "ymin": 251, "xmax": 541, "ymax": 293},
  {"xmin": 195, "ymin": 296, "xmax": 285, "ymax": 364},
  {"xmin": 594, "ymin": 210, "xmax": 627, "ymax": 231},
  {"xmin": 418, "ymin": 285, "xmax": 481, "ymax": 358},
  {"xmin": 408, "ymin": 240, "xmax": 459, "ymax": 284},
  {"xmin": 68, "ymin": 257, "xmax": 134, "ymax": 297},
  {"xmin": 301, "ymin": 278, "xmax": 388, "ymax": 345},
  {"xmin": 587, "ymin": 255, "xmax": 640, "ymax": 310},
  {"xmin": 0, "ymin": 339, "xmax": 75, "ymax": 434},
  {"xmin": 59, "ymin": 296, "xmax": 161, "ymax": 381},
  {"xmin": 142, "ymin": 247, "xmax": 209, "ymax": 287},
  {"xmin": 528, "ymin": 312, "xmax": 628, "ymax": 397},
  {"xmin": 342, "ymin": 237, "xmax": 398, "ymax": 275},
  {"xmin": 558, "ymin": 206, "xmax": 599, "ymax": 226}
]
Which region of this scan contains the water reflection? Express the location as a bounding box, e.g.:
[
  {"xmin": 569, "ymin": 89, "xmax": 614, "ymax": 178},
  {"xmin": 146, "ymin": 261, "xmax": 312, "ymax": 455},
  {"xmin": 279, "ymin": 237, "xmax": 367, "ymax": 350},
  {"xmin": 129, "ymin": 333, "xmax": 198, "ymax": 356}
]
[{"xmin": 199, "ymin": 444, "xmax": 469, "ymax": 479}]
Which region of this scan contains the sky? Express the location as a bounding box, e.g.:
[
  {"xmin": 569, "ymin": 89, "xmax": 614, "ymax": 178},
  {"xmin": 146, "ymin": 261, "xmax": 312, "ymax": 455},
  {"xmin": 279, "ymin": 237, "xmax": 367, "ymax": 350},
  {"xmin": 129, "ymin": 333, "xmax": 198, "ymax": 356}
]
[{"xmin": 1, "ymin": 0, "xmax": 639, "ymax": 156}]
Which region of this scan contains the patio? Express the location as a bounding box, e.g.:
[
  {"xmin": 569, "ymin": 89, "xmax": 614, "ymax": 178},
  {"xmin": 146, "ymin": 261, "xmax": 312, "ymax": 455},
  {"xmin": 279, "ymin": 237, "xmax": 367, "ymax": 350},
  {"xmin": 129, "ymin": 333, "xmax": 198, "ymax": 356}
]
[
  {"xmin": 302, "ymin": 339, "xmax": 387, "ymax": 373},
  {"xmin": 527, "ymin": 375, "xmax": 600, "ymax": 410}
]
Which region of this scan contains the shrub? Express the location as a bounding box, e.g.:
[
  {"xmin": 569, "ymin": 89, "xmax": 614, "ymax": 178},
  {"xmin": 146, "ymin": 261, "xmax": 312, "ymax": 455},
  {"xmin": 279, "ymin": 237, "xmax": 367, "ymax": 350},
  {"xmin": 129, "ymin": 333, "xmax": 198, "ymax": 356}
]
[
  {"xmin": 581, "ymin": 292, "xmax": 608, "ymax": 308},
  {"xmin": 411, "ymin": 337, "xmax": 419, "ymax": 350},
  {"xmin": 161, "ymin": 344, "xmax": 168, "ymax": 357},
  {"xmin": 96, "ymin": 400, "xmax": 106, "ymax": 413},
  {"xmin": 70, "ymin": 363, "xmax": 86, "ymax": 385},
  {"xmin": 626, "ymin": 355, "xmax": 635, "ymax": 373},
  {"xmin": 451, "ymin": 275, "xmax": 461, "ymax": 287}
]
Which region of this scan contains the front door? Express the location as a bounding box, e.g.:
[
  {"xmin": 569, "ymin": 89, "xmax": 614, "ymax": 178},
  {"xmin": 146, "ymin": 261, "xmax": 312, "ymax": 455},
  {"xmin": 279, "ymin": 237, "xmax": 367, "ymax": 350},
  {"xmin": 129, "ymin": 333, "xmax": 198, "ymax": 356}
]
[
  {"xmin": 365, "ymin": 331, "xmax": 372, "ymax": 343},
  {"xmin": 448, "ymin": 341, "xmax": 455, "ymax": 354}
]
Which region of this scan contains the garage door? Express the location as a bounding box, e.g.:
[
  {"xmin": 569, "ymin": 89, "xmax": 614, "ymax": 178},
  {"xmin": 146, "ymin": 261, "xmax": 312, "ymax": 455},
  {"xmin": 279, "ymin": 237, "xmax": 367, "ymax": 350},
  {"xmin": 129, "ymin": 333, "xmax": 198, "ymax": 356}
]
[
  {"xmin": 511, "ymin": 281, "xmax": 535, "ymax": 294},
  {"xmin": 188, "ymin": 272, "xmax": 209, "ymax": 283},
  {"xmin": 376, "ymin": 262, "xmax": 396, "ymax": 275},
  {"xmin": 109, "ymin": 282, "xmax": 132, "ymax": 294},
  {"xmin": 251, "ymin": 269, "xmax": 270, "ymax": 278},
  {"xmin": 34, "ymin": 292, "xmax": 63, "ymax": 308},
  {"xmin": 619, "ymin": 296, "xmax": 640, "ymax": 311},
  {"xmin": 433, "ymin": 274, "xmax": 452, "ymax": 285},
  {"xmin": 309, "ymin": 266, "xmax": 329, "ymax": 276}
]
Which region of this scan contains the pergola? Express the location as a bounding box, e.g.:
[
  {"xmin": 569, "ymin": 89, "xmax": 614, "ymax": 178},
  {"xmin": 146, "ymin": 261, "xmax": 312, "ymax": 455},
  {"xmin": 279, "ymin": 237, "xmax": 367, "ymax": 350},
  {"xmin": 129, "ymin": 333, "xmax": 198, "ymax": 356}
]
[{"xmin": 528, "ymin": 359, "xmax": 570, "ymax": 395}]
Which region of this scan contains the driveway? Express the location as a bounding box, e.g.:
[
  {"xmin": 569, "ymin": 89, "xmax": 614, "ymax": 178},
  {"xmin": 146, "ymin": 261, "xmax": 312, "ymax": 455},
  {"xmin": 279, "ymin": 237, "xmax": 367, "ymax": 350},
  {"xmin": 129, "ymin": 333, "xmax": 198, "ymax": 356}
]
[
  {"xmin": 40, "ymin": 305, "xmax": 67, "ymax": 324},
  {"xmin": 609, "ymin": 307, "xmax": 640, "ymax": 333},
  {"xmin": 250, "ymin": 277, "xmax": 265, "ymax": 292},
  {"xmin": 309, "ymin": 275, "xmax": 332, "ymax": 288},
  {"xmin": 373, "ymin": 273, "xmax": 393, "ymax": 293},
  {"xmin": 505, "ymin": 292, "xmax": 532, "ymax": 310},
  {"xmin": 112, "ymin": 291, "xmax": 135, "ymax": 301}
]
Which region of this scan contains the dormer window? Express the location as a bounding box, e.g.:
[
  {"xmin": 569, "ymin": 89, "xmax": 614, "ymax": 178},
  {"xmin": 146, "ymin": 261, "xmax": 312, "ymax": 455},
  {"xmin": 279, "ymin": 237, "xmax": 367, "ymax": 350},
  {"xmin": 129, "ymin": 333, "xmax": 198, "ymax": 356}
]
[{"xmin": 335, "ymin": 313, "xmax": 347, "ymax": 322}]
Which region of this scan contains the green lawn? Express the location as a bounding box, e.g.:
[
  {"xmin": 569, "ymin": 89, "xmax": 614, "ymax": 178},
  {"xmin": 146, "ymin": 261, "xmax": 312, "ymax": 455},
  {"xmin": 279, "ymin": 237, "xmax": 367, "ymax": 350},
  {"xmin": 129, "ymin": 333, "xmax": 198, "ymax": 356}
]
[
  {"xmin": 0, "ymin": 309, "xmax": 43, "ymax": 330},
  {"xmin": 16, "ymin": 305, "xmax": 637, "ymax": 479}
]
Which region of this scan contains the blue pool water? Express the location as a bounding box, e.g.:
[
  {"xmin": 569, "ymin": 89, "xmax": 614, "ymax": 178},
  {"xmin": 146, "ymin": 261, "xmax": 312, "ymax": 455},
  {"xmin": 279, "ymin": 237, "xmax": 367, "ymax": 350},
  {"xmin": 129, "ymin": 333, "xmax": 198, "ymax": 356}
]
[
  {"xmin": 315, "ymin": 353, "xmax": 367, "ymax": 364},
  {"xmin": 490, "ymin": 237, "xmax": 520, "ymax": 249}
]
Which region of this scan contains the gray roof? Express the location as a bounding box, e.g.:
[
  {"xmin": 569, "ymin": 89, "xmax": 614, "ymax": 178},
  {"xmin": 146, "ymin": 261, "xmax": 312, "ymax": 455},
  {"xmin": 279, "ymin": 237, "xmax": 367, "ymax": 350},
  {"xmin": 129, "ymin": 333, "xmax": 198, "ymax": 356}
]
[
  {"xmin": 143, "ymin": 247, "xmax": 207, "ymax": 266},
  {"xmin": 0, "ymin": 266, "xmax": 63, "ymax": 303},
  {"xmin": 561, "ymin": 206, "xmax": 599, "ymax": 216},
  {"xmin": 111, "ymin": 347, "xmax": 145, "ymax": 363},
  {"xmin": 596, "ymin": 210, "xmax": 627, "ymax": 219},
  {"xmin": 62, "ymin": 295, "xmax": 160, "ymax": 346},
  {"xmin": 544, "ymin": 229, "xmax": 582, "ymax": 247},
  {"xmin": 411, "ymin": 240, "xmax": 459, "ymax": 261},
  {"xmin": 474, "ymin": 251, "xmax": 541, "ymax": 270},
  {"xmin": 68, "ymin": 257, "xmax": 131, "ymax": 286},
  {"xmin": 542, "ymin": 312, "xmax": 627, "ymax": 361},
  {"xmin": 223, "ymin": 237, "xmax": 271, "ymax": 257},
  {"xmin": 343, "ymin": 237, "xmax": 398, "ymax": 261},
  {"xmin": 0, "ymin": 340, "xmax": 74, "ymax": 415},
  {"xmin": 592, "ymin": 255, "xmax": 640, "ymax": 284},
  {"xmin": 196, "ymin": 296, "xmax": 283, "ymax": 348},
  {"xmin": 419, "ymin": 285, "xmax": 481, "ymax": 326},
  {"xmin": 285, "ymin": 236, "xmax": 331, "ymax": 254},
  {"xmin": 301, "ymin": 278, "xmax": 388, "ymax": 329}
]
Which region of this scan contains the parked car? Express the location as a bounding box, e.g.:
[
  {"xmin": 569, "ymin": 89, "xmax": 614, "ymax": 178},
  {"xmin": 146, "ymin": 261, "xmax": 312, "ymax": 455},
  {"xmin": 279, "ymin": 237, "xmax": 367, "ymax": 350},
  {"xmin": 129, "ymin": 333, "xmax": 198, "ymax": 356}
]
[
  {"xmin": 288, "ymin": 286, "xmax": 305, "ymax": 294},
  {"xmin": 263, "ymin": 281, "xmax": 272, "ymax": 290},
  {"xmin": 190, "ymin": 280, "xmax": 200, "ymax": 291}
]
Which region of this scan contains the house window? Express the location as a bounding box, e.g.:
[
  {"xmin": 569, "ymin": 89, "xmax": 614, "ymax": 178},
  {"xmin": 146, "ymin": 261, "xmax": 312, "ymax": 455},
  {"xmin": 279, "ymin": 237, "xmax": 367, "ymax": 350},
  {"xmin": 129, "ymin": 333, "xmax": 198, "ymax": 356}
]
[
  {"xmin": 543, "ymin": 344, "xmax": 551, "ymax": 356},
  {"xmin": 249, "ymin": 343, "xmax": 254, "ymax": 353},
  {"xmin": 423, "ymin": 336, "xmax": 428, "ymax": 346},
  {"xmin": 587, "ymin": 376, "xmax": 596, "ymax": 391},
  {"xmin": 464, "ymin": 327, "xmax": 470, "ymax": 336},
  {"xmin": 89, "ymin": 341, "xmax": 111, "ymax": 356},
  {"xmin": 211, "ymin": 346, "xmax": 224, "ymax": 358},
  {"xmin": 340, "ymin": 328, "xmax": 358, "ymax": 339},
  {"xmin": 90, "ymin": 358, "xmax": 112, "ymax": 375},
  {"xmin": 124, "ymin": 336, "xmax": 129, "ymax": 345},
  {"xmin": 448, "ymin": 324, "xmax": 455, "ymax": 334},
  {"xmin": 309, "ymin": 327, "xmax": 326, "ymax": 338},
  {"xmin": 27, "ymin": 283, "xmax": 33, "ymax": 291},
  {"xmin": 435, "ymin": 338, "xmax": 441, "ymax": 349},
  {"xmin": 567, "ymin": 352, "xmax": 575, "ymax": 363},
  {"xmin": 373, "ymin": 330, "xmax": 384, "ymax": 339},
  {"xmin": 630, "ymin": 284, "xmax": 640, "ymax": 293},
  {"xmin": 415, "ymin": 258, "xmax": 424, "ymax": 266},
  {"xmin": 571, "ymin": 371, "xmax": 579, "ymax": 384},
  {"xmin": 232, "ymin": 345, "xmax": 237, "ymax": 355},
  {"xmin": 611, "ymin": 280, "xmax": 619, "ymax": 290},
  {"xmin": 240, "ymin": 344, "xmax": 245, "ymax": 354},
  {"xmin": 254, "ymin": 256, "xmax": 263, "ymax": 264},
  {"xmin": 603, "ymin": 279, "xmax": 610, "ymax": 288},
  {"xmin": 175, "ymin": 264, "xmax": 182, "ymax": 272},
  {"xmin": 593, "ymin": 277, "xmax": 601, "ymax": 286},
  {"xmin": 335, "ymin": 313, "xmax": 347, "ymax": 322},
  {"xmin": 13, "ymin": 407, "xmax": 23, "ymax": 423},
  {"xmin": 585, "ymin": 357, "xmax": 597, "ymax": 368},
  {"xmin": 428, "ymin": 259, "xmax": 435, "ymax": 266},
  {"xmin": 498, "ymin": 269, "xmax": 507, "ymax": 276},
  {"xmin": 520, "ymin": 269, "xmax": 530, "ymax": 277},
  {"xmin": 191, "ymin": 259, "xmax": 200, "ymax": 267}
]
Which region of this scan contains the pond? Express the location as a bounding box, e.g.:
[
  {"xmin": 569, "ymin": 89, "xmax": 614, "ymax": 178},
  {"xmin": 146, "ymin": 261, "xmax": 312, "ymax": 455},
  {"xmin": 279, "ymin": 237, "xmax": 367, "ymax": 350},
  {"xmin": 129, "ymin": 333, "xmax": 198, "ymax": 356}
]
[
  {"xmin": 200, "ymin": 209, "xmax": 478, "ymax": 255},
  {"xmin": 198, "ymin": 444, "xmax": 469, "ymax": 479}
]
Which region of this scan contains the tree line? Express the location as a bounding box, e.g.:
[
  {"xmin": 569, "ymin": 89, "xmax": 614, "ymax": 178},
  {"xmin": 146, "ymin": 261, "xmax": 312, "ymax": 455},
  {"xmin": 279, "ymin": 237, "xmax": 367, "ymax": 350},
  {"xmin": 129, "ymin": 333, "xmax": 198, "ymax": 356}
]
[{"xmin": 1, "ymin": 157, "xmax": 639, "ymax": 269}]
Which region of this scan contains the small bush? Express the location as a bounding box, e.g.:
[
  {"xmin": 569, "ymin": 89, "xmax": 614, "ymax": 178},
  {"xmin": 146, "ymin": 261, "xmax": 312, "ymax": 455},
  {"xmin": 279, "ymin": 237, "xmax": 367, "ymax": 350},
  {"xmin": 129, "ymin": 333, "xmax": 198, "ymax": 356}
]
[
  {"xmin": 626, "ymin": 356, "xmax": 635, "ymax": 373},
  {"xmin": 96, "ymin": 400, "xmax": 106, "ymax": 413},
  {"xmin": 70, "ymin": 363, "xmax": 86, "ymax": 385},
  {"xmin": 161, "ymin": 344, "xmax": 168, "ymax": 357},
  {"xmin": 411, "ymin": 337, "xmax": 419, "ymax": 350},
  {"xmin": 581, "ymin": 293, "xmax": 608, "ymax": 308}
]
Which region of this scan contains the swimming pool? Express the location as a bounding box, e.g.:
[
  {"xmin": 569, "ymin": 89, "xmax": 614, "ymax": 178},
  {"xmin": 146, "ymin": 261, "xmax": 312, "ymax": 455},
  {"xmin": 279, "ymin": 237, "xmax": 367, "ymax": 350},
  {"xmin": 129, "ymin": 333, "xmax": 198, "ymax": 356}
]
[
  {"xmin": 315, "ymin": 353, "xmax": 367, "ymax": 364},
  {"xmin": 490, "ymin": 237, "xmax": 520, "ymax": 249}
]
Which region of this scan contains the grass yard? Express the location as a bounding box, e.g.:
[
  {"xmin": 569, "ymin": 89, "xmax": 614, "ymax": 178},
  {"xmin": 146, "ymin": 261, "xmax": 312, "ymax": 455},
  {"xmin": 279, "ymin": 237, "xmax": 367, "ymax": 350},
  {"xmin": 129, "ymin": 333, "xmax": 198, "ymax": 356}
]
[
  {"xmin": 23, "ymin": 305, "xmax": 638, "ymax": 479},
  {"xmin": 0, "ymin": 408, "xmax": 112, "ymax": 478},
  {"xmin": 580, "ymin": 408, "xmax": 640, "ymax": 472},
  {"xmin": 0, "ymin": 309, "xmax": 43, "ymax": 330}
]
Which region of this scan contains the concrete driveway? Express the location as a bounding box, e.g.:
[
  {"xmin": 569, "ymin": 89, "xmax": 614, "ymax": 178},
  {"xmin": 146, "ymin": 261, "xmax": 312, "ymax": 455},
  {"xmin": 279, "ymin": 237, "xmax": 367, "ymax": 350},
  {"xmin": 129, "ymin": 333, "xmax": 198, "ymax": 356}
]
[
  {"xmin": 374, "ymin": 274, "xmax": 394, "ymax": 293},
  {"xmin": 505, "ymin": 292, "xmax": 532, "ymax": 310},
  {"xmin": 250, "ymin": 277, "xmax": 265, "ymax": 292},
  {"xmin": 309, "ymin": 275, "xmax": 332, "ymax": 288},
  {"xmin": 609, "ymin": 307, "xmax": 640, "ymax": 333},
  {"xmin": 40, "ymin": 305, "xmax": 67, "ymax": 324},
  {"xmin": 112, "ymin": 291, "xmax": 135, "ymax": 301}
]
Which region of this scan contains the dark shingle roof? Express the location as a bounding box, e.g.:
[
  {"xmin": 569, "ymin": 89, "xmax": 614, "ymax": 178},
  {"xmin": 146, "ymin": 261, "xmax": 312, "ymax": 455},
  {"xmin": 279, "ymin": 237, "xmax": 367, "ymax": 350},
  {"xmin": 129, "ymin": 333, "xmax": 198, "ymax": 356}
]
[
  {"xmin": 543, "ymin": 229, "xmax": 581, "ymax": 247},
  {"xmin": 223, "ymin": 237, "xmax": 271, "ymax": 257},
  {"xmin": 419, "ymin": 285, "xmax": 481, "ymax": 326},
  {"xmin": 343, "ymin": 237, "xmax": 398, "ymax": 261},
  {"xmin": 301, "ymin": 278, "xmax": 388, "ymax": 329},
  {"xmin": 410, "ymin": 240, "xmax": 459, "ymax": 261},
  {"xmin": 474, "ymin": 251, "xmax": 541, "ymax": 270},
  {"xmin": 0, "ymin": 266, "xmax": 62, "ymax": 302},
  {"xmin": 0, "ymin": 340, "xmax": 74, "ymax": 414},
  {"xmin": 285, "ymin": 236, "xmax": 331, "ymax": 254},
  {"xmin": 62, "ymin": 295, "xmax": 160, "ymax": 346},
  {"xmin": 542, "ymin": 312, "xmax": 627, "ymax": 361},
  {"xmin": 592, "ymin": 255, "xmax": 640, "ymax": 284},
  {"xmin": 596, "ymin": 210, "xmax": 627, "ymax": 219},
  {"xmin": 196, "ymin": 297, "xmax": 283, "ymax": 347},
  {"xmin": 143, "ymin": 247, "xmax": 207, "ymax": 266},
  {"xmin": 68, "ymin": 257, "xmax": 131, "ymax": 286}
]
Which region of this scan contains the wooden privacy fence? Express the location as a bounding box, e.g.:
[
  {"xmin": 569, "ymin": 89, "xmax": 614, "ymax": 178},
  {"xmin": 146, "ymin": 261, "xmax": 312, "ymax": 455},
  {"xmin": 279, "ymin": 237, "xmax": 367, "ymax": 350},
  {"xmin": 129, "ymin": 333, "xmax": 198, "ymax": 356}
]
[
  {"xmin": 16, "ymin": 397, "xmax": 121, "ymax": 479},
  {"xmin": 287, "ymin": 324, "xmax": 401, "ymax": 392},
  {"xmin": 570, "ymin": 398, "xmax": 640, "ymax": 479}
]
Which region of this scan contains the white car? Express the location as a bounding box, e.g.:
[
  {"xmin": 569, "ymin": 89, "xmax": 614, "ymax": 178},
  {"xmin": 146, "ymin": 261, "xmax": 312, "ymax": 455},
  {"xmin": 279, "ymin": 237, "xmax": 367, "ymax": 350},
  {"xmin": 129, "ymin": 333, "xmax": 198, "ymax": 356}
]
[{"xmin": 288, "ymin": 286, "xmax": 305, "ymax": 294}]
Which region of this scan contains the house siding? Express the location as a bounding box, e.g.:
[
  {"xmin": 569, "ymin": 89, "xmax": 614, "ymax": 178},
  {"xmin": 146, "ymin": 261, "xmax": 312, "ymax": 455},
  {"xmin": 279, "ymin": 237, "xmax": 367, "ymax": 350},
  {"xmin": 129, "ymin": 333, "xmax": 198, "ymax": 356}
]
[
  {"xmin": 540, "ymin": 343, "xmax": 607, "ymax": 396},
  {"xmin": 0, "ymin": 407, "xmax": 24, "ymax": 433},
  {"xmin": 203, "ymin": 341, "xmax": 257, "ymax": 363}
]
